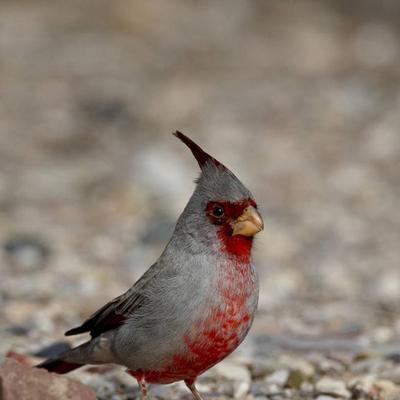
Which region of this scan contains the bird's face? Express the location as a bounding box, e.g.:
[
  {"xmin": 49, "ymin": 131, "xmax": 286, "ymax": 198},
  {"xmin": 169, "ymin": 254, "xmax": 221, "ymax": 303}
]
[
  {"xmin": 206, "ymin": 198, "xmax": 263, "ymax": 238},
  {"xmin": 205, "ymin": 197, "xmax": 263, "ymax": 259},
  {"xmin": 173, "ymin": 132, "xmax": 263, "ymax": 260}
]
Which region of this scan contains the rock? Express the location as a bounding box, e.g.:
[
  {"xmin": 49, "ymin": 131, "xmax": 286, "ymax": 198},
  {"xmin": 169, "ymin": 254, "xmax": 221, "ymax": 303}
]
[
  {"xmin": 249, "ymin": 359, "xmax": 284, "ymax": 380},
  {"xmin": 78, "ymin": 372, "xmax": 119, "ymax": 399},
  {"xmin": 314, "ymin": 357, "xmax": 346, "ymax": 374},
  {"xmin": 373, "ymin": 379, "xmax": 400, "ymax": 399},
  {"xmin": 386, "ymin": 353, "xmax": 400, "ymax": 363},
  {"xmin": 0, "ymin": 359, "xmax": 96, "ymax": 400},
  {"xmin": 264, "ymin": 383, "xmax": 283, "ymax": 396},
  {"xmin": 3, "ymin": 236, "xmax": 50, "ymax": 271},
  {"xmin": 348, "ymin": 374, "xmax": 375, "ymax": 395},
  {"xmin": 250, "ymin": 381, "xmax": 286, "ymax": 397},
  {"xmin": 379, "ymin": 365, "xmax": 400, "ymax": 384},
  {"xmin": 280, "ymin": 356, "xmax": 315, "ymax": 378},
  {"xmin": 352, "ymin": 351, "xmax": 376, "ymax": 362},
  {"xmin": 350, "ymin": 357, "xmax": 388, "ymax": 374},
  {"xmin": 212, "ymin": 361, "xmax": 251, "ymax": 383},
  {"xmin": 265, "ymin": 369, "xmax": 289, "ymax": 386},
  {"xmin": 91, "ymin": 379, "xmax": 116, "ymax": 399},
  {"xmin": 300, "ymin": 381, "xmax": 314, "ymax": 395},
  {"xmin": 214, "ymin": 381, "xmax": 234, "ymax": 397},
  {"xmin": 331, "ymin": 375, "xmax": 400, "ymax": 400},
  {"xmin": 250, "ymin": 382, "xmax": 269, "ymax": 397},
  {"xmin": 316, "ymin": 396, "xmax": 338, "ymax": 400},
  {"xmin": 233, "ymin": 381, "xmax": 250, "ymax": 398},
  {"xmin": 296, "ymin": 360, "xmax": 315, "ymax": 378},
  {"xmin": 315, "ymin": 377, "xmax": 351, "ymax": 399},
  {"xmin": 80, "ymin": 99, "xmax": 130, "ymax": 124},
  {"xmin": 149, "ymin": 384, "xmax": 175, "ymax": 399},
  {"xmin": 112, "ymin": 367, "xmax": 137, "ymax": 387},
  {"xmin": 286, "ymin": 368, "xmax": 307, "ymax": 389},
  {"xmin": 4, "ymin": 324, "xmax": 31, "ymax": 336},
  {"xmin": 4, "ymin": 350, "xmax": 40, "ymax": 366}
]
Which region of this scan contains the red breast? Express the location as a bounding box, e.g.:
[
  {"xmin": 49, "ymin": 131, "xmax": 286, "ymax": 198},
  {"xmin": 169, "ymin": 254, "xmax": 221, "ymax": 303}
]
[{"xmin": 129, "ymin": 260, "xmax": 257, "ymax": 384}]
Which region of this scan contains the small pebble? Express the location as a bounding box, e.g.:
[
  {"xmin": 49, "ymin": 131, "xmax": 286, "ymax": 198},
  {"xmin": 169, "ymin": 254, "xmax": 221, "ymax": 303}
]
[
  {"xmin": 315, "ymin": 377, "xmax": 351, "ymax": 399},
  {"xmin": 213, "ymin": 361, "xmax": 251, "ymax": 383},
  {"xmin": 3, "ymin": 236, "xmax": 50, "ymax": 271},
  {"xmin": 286, "ymin": 368, "xmax": 307, "ymax": 389},
  {"xmin": 349, "ymin": 375, "xmax": 374, "ymax": 395},
  {"xmin": 386, "ymin": 353, "xmax": 400, "ymax": 363},
  {"xmin": 249, "ymin": 359, "xmax": 284, "ymax": 380},
  {"xmin": 265, "ymin": 369, "xmax": 289, "ymax": 386},
  {"xmin": 379, "ymin": 366, "xmax": 400, "ymax": 384},
  {"xmin": 250, "ymin": 382, "xmax": 269, "ymax": 397},
  {"xmin": 373, "ymin": 379, "xmax": 400, "ymax": 398},
  {"xmin": 233, "ymin": 381, "xmax": 250, "ymax": 398},
  {"xmin": 265, "ymin": 383, "xmax": 283, "ymax": 396},
  {"xmin": 4, "ymin": 324, "xmax": 31, "ymax": 336}
]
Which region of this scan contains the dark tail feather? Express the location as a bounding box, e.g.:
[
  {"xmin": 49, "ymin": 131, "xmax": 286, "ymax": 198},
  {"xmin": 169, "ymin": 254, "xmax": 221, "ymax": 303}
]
[{"xmin": 36, "ymin": 359, "xmax": 83, "ymax": 374}]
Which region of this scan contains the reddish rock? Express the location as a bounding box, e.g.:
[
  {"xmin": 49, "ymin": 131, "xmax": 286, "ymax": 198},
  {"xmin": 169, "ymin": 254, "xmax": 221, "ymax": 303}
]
[{"xmin": 0, "ymin": 359, "xmax": 96, "ymax": 400}]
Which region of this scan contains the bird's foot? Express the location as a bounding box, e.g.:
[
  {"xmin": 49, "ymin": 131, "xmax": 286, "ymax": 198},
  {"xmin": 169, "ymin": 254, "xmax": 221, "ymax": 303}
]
[
  {"xmin": 185, "ymin": 379, "xmax": 205, "ymax": 400},
  {"xmin": 126, "ymin": 369, "xmax": 149, "ymax": 400},
  {"xmin": 137, "ymin": 377, "xmax": 148, "ymax": 400}
]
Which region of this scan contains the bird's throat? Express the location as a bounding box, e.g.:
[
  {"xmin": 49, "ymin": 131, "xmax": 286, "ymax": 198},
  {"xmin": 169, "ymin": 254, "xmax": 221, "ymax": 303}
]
[{"xmin": 218, "ymin": 227, "xmax": 253, "ymax": 262}]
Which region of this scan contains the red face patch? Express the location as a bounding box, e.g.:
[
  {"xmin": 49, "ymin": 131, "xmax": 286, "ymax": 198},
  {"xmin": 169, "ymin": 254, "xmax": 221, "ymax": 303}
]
[{"xmin": 206, "ymin": 198, "xmax": 257, "ymax": 260}]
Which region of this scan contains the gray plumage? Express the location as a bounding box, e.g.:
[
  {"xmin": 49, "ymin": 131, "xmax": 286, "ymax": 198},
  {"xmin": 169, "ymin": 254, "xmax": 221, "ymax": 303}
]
[{"xmin": 37, "ymin": 132, "xmax": 262, "ymax": 399}]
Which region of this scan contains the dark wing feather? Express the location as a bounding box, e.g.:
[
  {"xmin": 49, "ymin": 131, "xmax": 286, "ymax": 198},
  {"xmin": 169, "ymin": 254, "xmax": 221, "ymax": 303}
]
[{"xmin": 65, "ymin": 263, "xmax": 160, "ymax": 338}]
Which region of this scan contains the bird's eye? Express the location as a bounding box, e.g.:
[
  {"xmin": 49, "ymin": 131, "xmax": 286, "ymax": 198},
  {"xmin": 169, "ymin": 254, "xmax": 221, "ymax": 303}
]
[{"xmin": 212, "ymin": 205, "xmax": 224, "ymax": 217}]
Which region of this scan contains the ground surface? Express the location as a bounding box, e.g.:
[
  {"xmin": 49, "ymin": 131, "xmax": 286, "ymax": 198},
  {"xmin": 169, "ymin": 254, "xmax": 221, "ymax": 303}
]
[{"xmin": 0, "ymin": 1, "xmax": 400, "ymax": 399}]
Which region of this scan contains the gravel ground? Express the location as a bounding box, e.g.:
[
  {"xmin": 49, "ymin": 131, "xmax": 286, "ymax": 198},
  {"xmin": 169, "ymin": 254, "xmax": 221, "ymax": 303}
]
[{"xmin": 1, "ymin": 1, "xmax": 400, "ymax": 399}]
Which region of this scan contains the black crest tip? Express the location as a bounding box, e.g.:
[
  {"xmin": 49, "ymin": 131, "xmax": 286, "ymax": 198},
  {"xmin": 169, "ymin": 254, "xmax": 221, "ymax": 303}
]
[{"xmin": 173, "ymin": 131, "xmax": 223, "ymax": 170}]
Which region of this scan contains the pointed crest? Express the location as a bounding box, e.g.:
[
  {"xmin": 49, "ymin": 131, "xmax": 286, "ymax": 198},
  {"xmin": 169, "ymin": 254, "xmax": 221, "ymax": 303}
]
[{"xmin": 173, "ymin": 131, "xmax": 224, "ymax": 170}]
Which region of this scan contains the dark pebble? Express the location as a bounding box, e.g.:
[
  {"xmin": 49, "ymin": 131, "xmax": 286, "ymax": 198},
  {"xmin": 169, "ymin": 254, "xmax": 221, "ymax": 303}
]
[
  {"xmin": 3, "ymin": 236, "xmax": 51, "ymax": 270},
  {"xmin": 386, "ymin": 353, "xmax": 400, "ymax": 363},
  {"xmin": 4, "ymin": 324, "xmax": 31, "ymax": 336}
]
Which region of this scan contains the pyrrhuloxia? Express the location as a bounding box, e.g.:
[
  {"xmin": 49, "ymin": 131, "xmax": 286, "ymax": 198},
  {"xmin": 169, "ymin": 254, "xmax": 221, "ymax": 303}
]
[{"xmin": 37, "ymin": 132, "xmax": 264, "ymax": 400}]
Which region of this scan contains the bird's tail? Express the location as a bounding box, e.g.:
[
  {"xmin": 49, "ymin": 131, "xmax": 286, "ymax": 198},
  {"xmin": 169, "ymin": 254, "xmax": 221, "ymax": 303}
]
[{"xmin": 36, "ymin": 358, "xmax": 83, "ymax": 374}]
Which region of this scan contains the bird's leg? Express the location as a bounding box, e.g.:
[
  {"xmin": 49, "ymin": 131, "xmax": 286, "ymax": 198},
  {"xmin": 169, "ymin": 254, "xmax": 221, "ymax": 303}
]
[
  {"xmin": 126, "ymin": 369, "xmax": 149, "ymax": 400},
  {"xmin": 185, "ymin": 379, "xmax": 204, "ymax": 400},
  {"xmin": 136, "ymin": 375, "xmax": 148, "ymax": 400}
]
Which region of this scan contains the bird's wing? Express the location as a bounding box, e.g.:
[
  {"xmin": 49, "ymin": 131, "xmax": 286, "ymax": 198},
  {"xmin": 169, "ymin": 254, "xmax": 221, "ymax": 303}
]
[{"xmin": 65, "ymin": 263, "xmax": 160, "ymax": 338}]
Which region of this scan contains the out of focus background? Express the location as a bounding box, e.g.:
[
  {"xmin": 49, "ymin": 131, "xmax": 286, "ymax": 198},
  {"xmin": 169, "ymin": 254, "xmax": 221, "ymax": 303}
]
[{"xmin": 1, "ymin": 1, "xmax": 400, "ymax": 399}]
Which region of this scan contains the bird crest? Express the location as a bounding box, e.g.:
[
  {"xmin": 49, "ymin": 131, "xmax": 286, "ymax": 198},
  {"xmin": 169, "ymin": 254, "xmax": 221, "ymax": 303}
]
[{"xmin": 173, "ymin": 131, "xmax": 225, "ymax": 170}]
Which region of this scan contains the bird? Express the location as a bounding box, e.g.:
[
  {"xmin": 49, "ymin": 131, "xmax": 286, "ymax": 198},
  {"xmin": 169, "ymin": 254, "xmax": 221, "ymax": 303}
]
[{"xmin": 37, "ymin": 132, "xmax": 264, "ymax": 400}]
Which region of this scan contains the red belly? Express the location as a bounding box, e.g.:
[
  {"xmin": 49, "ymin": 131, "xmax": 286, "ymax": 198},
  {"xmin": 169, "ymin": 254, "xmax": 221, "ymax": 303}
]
[{"xmin": 129, "ymin": 291, "xmax": 253, "ymax": 384}]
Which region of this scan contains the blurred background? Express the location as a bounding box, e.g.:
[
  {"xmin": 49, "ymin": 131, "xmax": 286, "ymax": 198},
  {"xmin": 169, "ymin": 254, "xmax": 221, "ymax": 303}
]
[{"xmin": 1, "ymin": 0, "xmax": 400, "ymax": 398}]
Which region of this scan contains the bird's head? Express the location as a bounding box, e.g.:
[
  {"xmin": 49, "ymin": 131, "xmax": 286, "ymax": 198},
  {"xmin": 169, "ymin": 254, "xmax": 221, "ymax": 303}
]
[{"xmin": 172, "ymin": 132, "xmax": 263, "ymax": 261}]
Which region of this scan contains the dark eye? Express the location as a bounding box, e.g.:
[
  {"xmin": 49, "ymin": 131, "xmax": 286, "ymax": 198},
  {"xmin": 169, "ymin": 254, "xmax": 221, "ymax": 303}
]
[{"xmin": 212, "ymin": 205, "xmax": 224, "ymax": 217}]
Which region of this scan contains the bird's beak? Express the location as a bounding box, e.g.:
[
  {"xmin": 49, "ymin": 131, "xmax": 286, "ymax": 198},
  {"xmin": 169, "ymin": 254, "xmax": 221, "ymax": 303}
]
[{"xmin": 231, "ymin": 206, "xmax": 264, "ymax": 237}]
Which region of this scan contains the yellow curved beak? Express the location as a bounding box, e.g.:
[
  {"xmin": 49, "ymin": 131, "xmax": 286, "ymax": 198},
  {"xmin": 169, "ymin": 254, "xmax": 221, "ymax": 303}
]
[{"xmin": 231, "ymin": 206, "xmax": 264, "ymax": 237}]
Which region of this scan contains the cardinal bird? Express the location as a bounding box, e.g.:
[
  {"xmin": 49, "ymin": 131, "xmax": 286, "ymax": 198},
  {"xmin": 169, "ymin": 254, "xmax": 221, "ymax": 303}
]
[{"xmin": 37, "ymin": 132, "xmax": 264, "ymax": 399}]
